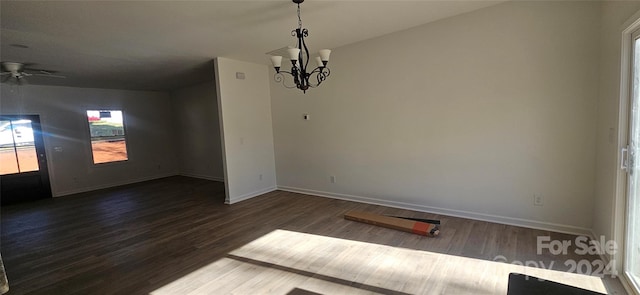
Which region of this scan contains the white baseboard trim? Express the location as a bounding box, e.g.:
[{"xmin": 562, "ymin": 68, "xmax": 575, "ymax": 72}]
[
  {"xmin": 278, "ymin": 185, "xmax": 593, "ymax": 236},
  {"xmin": 225, "ymin": 186, "xmax": 277, "ymax": 205},
  {"xmin": 179, "ymin": 172, "xmax": 224, "ymax": 182},
  {"xmin": 54, "ymin": 173, "xmax": 177, "ymax": 197}
]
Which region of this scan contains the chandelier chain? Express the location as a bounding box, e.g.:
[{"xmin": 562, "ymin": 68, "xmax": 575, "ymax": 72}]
[{"xmin": 297, "ymin": 4, "xmax": 302, "ymax": 29}]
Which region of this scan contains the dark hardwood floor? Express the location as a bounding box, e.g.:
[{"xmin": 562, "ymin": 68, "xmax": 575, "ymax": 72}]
[{"xmin": 0, "ymin": 176, "xmax": 626, "ymax": 294}]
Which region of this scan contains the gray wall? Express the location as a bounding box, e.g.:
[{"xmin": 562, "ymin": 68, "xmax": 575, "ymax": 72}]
[
  {"xmin": 4, "ymin": 0, "xmax": 637, "ymax": 242},
  {"xmin": 593, "ymin": 2, "xmax": 640, "ymax": 262},
  {"xmin": 215, "ymin": 57, "xmax": 277, "ymax": 204},
  {"xmin": 270, "ymin": 1, "xmax": 602, "ymax": 234},
  {"xmin": 0, "ymin": 84, "xmax": 178, "ymax": 196},
  {"xmin": 171, "ymin": 81, "xmax": 224, "ymax": 181}
]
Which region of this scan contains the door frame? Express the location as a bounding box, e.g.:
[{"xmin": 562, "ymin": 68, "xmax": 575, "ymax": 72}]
[
  {"xmin": 0, "ymin": 114, "xmax": 52, "ymax": 204},
  {"xmin": 615, "ymin": 12, "xmax": 640, "ymax": 295}
]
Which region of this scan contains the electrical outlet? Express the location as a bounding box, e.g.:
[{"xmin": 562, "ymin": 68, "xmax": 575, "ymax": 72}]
[
  {"xmin": 259, "ymin": 174, "xmax": 263, "ymax": 181},
  {"xmin": 534, "ymin": 194, "xmax": 543, "ymax": 206},
  {"xmin": 330, "ymin": 175, "xmax": 336, "ymax": 183}
]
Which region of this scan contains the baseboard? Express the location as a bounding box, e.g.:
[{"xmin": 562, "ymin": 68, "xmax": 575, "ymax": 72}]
[
  {"xmin": 54, "ymin": 173, "xmax": 177, "ymax": 197},
  {"xmin": 278, "ymin": 185, "xmax": 593, "ymax": 236},
  {"xmin": 225, "ymin": 186, "xmax": 277, "ymax": 205},
  {"xmin": 179, "ymin": 172, "xmax": 224, "ymax": 182}
]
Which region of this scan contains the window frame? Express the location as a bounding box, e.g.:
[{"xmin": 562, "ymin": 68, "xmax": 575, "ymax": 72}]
[{"xmin": 86, "ymin": 109, "xmax": 130, "ymax": 165}]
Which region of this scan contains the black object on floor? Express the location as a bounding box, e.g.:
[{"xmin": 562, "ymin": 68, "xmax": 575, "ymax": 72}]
[{"xmin": 507, "ymin": 273, "xmax": 605, "ymax": 295}]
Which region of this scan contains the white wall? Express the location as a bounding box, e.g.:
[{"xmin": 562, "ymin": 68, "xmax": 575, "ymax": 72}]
[
  {"xmin": 0, "ymin": 84, "xmax": 178, "ymax": 196},
  {"xmin": 171, "ymin": 81, "xmax": 224, "ymax": 181},
  {"xmin": 214, "ymin": 57, "xmax": 277, "ymax": 204},
  {"xmin": 593, "ymin": 1, "xmax": 640, "ymax": 261},
  {"xmin": 270, "ymin": 1, "xmax": 601, "ymax": 234}
]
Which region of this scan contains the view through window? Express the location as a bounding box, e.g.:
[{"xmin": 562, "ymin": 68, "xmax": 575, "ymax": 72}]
[
  {"xmin": 0, "ymin": 119, "xmax": 39, "ymax": 175},
  {"xmin": 87, "ymin": 110, "xmax": 128, "ymax": 164}
]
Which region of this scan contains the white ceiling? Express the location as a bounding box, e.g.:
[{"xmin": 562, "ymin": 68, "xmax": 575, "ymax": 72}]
[{"xmin": 0, "ymin": 0, "xmax": 502, "ymax": 91}]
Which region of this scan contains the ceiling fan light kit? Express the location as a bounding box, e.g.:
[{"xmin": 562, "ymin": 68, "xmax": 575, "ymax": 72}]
[
  {"xmin": 1, "ymin": 61, "xmax": 66, "ymax": 85},
  {"xmin": 270, "ymin": 0, "xmax": 331, "ymax": 93}
]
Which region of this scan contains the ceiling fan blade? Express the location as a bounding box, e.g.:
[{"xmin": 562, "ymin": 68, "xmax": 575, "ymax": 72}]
[
  {"xmin": 31, "ymin": 73, "xmax": 66, "ymax": 79},
  {"xmin": 24, "ymin": 68, "xmax": 60, "ymax": 74},
  {"xmin": 1, "ymin": 62, "xmax": 66, "ymax": 83}
]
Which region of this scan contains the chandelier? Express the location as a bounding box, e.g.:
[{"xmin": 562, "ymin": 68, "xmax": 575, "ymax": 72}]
[{"xmin": 269, "ymin": 0, "xmax": 331, "ymax": 93}]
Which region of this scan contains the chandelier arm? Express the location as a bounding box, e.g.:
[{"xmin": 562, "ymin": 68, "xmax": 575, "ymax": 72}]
[
  {"xmin": 277, "ymin": 69, "xmax": 293, "ymax": 75},
  {"xmin": 291, "ymin": 64, "xmax": 301, "ymax": 87},
  {"xmin": 306, "ymin": 69, "xmax": 321, "ymax": 86},
  {"xmin": 293, "ymin": 29, "xmax": 307, "ymax": 90},
  {"xmin": 308, "ymin": 66, "xmax": 330, "ymax": 75},
  {"xmin": 302, "ymin": 30, "xmax": 311, "ymax": 91},
  {"xmin": 319, "ymin": 68, "xmax": 330, "ymax": 84},
  {"xmin": 271, "ymin": 0, "xmax": 331, "ymax": 93},
  {"xmin": 274, "ymin": 72, "xmax": 299, "ymax": 89},
  {"xmin": 308, "ymin": 67, "xmax": 323, "ymax": 74},
  {"xmin": 300, "ymin": 29, "xmax": 310, "ymax": 73},
  {"xmin": 322, "ymin": 67, "xmax": 331, "ymax": 77},
  {"xmin": 313, "ymin": 67, "xmax": 330, "ymax": 86}
]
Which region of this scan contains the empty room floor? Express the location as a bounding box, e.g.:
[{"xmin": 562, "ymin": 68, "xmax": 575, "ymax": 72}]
[{"xmin": 0, "ymin": 176, "xmax": 626, "ymax": 294}]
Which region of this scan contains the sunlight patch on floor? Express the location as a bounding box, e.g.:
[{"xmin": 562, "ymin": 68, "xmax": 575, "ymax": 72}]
[{"xmin": 151, "ymin": 229, "xmax": 607, "ymax": 294}]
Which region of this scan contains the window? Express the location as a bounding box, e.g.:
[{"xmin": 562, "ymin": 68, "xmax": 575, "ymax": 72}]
[
  {"xmin": 0, "ymin": 119, "xmax": 39, "ymax": 175},
  {"xmin": 87, "ymin": 110, "xmax": 128, "ymax": 164}
]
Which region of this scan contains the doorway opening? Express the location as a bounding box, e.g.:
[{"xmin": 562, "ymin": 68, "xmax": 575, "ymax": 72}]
[{"xmin": 0, "ymin": 115, "xmax": 51, "ymax": 205}]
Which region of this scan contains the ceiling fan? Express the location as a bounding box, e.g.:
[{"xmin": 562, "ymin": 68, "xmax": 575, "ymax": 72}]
[{"xmin": 1, "ymin": 62, "xmax": 66, "ymax": 85}]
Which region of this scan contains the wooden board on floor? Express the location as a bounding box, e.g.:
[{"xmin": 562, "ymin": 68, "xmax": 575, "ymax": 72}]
[{"xmin": 344, "ymin": 210, "xmax": 440, "ymax": 237}]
